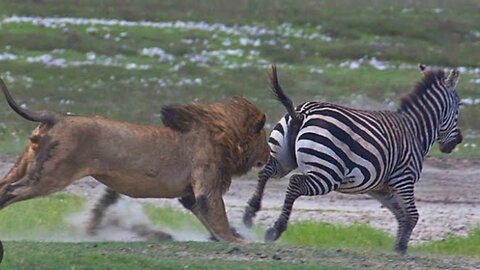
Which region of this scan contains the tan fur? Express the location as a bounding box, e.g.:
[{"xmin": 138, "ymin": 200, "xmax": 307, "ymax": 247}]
[{"xmin": 0, "ymin": 84, "xmax": 270, "ymax": 242}]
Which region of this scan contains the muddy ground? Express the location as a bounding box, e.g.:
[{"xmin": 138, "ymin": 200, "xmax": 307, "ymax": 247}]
[{"xmin": 1, "ymin": 156, "xmax": 479, "ymax": 245}]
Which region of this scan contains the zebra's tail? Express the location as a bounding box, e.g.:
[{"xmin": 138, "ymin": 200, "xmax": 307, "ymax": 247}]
[
  {"xmin": 0, "ymin": 78, "xmax": 56, "ymax": 124},
  {"xmin": 269, "ymin": 65, "xmax": 302, "ymax": 124}
]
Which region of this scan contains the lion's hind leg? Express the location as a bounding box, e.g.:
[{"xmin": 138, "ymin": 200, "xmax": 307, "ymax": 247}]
[
  {"xmin": 86, "ymin": 187, "xmax": 120, "ymax": 235},
  {"xmin": 0, "ymin": 141, "xmax": 50, "ymax": 208},
  {"xmin": 0, "ymin": 136, "xmax": 78, "ymax": 209},
  {"xmin": 0, "ymin": 148, "xmax": 30, "ymax": 205},
  {"xmin": 0, "ymin": 148, "xmax": 29, "ymax": 191},
  {"xmin": 88, "ymin": 184, "xmax": 173, "ymax": 241},
  {"xmin": 131, "ymin": 224, "xmax": 173, "ymax": 241}
]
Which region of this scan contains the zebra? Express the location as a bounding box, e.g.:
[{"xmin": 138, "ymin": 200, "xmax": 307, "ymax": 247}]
[{"xmin": 243, "ymin": 65, "xmax": 462, "ymax": 254}]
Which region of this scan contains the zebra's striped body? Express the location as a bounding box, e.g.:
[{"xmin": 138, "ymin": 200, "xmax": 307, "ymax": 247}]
[
  {"xmin": 244, "ymin": 65, "xmax": 462, "ymax": 254},
  {"xmin": 269, "ymin": 102, "xmax": 424, "ymax": 194}
]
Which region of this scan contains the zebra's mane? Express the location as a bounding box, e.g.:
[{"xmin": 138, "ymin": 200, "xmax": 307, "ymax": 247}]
[{"xmin": 398, "ymin": 69, "xmax": 445, "ymax": 112}]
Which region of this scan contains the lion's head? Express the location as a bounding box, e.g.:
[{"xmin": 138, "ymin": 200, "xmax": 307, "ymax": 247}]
[{"xmin": 161, "ymin": 96, "xmax": 270, "ymax": 178}]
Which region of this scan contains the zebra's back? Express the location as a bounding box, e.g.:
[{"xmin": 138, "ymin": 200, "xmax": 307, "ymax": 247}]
[{"xmin": 295, "ymin": 101, "xmax": 412, "ymax": 193}]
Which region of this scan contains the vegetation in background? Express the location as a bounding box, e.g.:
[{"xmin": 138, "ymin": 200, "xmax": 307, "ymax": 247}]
[{"xmin": 0, "ymin": 0, "xmax": 478, "ymax": 158}]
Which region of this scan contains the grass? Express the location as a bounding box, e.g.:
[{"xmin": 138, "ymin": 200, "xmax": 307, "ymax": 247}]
[
  {"xmin": 414, "ymin": 227, "xmax": 480, "ymax": 257},
  {"xmin": 0, "ymin": 0, "xmax": 479, "ymax": 158},
  {"xmin": 0, "ymin": 195, "xmax": 479, "ymax": 268},
  {"xmin": 281, "ymin": 220, "xmax": 480, "ymax": 258},
  {"xmin": 0, "ymin": 194, "xmax": 84, "ymax": 238},
  {"xmin": 0, "ymin": 241, "xmax": 361, "ymax": 270},
  {"xmin": 280, "ymin": 221, "xmax": 394, "ymax": 251},
  {"xmin": 0, "ymin": 194, "xmax": 479, "ymax": 259},
  {"xmin": 3, "ymin": 240, "xmax": 479, "ymax": 270},
  {"xmin": 143, "ymin": 204, "xmax": 207, "ymax": 234}
]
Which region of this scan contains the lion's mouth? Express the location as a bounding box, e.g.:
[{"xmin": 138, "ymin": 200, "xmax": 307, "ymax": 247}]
[{"xmin": 255, "ymin": 161, "xmax": 265, "ymax": 167}]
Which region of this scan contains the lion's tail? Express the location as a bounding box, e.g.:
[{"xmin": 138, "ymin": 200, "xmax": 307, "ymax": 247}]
[
  {"xmin": 0, "ymin": 78, "xmax": 56, "ymax": 124},
  {"xmin": 269, "ymin": 65, "xmax": 302, "ymax": 124}
]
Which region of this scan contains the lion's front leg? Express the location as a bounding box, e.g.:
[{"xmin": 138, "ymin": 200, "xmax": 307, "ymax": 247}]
[
  {"xmin": 178, "ymin": 193, "xmax": 218, "ymax": 239},
  {"xmin": 197, "ymin": 193, "xmax": 244, "ymax": 243},
  {"xmin": 179, "ymin": 193, "xmax": 243, "ymax": 242},
  {"xmin": 188, "ymin": 166, "xmax": 245, "ymax": 243}
]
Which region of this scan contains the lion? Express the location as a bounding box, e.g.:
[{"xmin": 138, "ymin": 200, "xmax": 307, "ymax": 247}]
[{"xmin": 0, "ymin": 78, "xmax": 270, "ymax": 242}]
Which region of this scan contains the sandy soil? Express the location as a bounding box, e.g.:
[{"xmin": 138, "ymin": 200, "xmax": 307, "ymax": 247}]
[{"xmin": 1, "ymin": 157, "xmax": 480, "ymax": 244}]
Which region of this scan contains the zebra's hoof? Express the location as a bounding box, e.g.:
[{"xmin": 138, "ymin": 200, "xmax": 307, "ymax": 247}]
[
  {"xmin": 394, "ymin": 245, "xmax": 407, "ymax": 255},
  {"xmin": 264, "ymin": 227, "xmax": 280, "ymax": 243},
  {"xmin": 243, "ymin": 208, "xmax": 255, "ymax": 228}
]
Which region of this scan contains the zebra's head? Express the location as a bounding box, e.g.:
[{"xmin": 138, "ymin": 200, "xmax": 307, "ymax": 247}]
[{"xmin": 420, "ymin": 66, "xmax": 463, "ymax": 153}]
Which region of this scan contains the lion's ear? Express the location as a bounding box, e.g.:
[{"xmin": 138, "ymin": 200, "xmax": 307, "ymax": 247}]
[
  {"xmin": 161, "ymin": 105, "xmax": 194, "ymax": 132},
  {"xmin": 253, "ymin": 113, "xmax": 266, "ymax": 133}
]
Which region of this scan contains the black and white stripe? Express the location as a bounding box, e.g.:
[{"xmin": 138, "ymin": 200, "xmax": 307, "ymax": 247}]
[{"xmin": 244, "ymin": 65, "xmax": 462, "ymax": 254}]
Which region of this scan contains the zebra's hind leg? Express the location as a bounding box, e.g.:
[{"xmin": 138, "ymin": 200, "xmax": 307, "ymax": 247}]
[
  {"xmin": 243, "ymin": 158, "xmax": 277, "ymax": 228},
  {"xmin": 265, "ymin": 173, "xmax": 336, "ymax": 242},
  {"xmin": 368, "ymin": 183, "xmax": 418, "ymax": 254}
]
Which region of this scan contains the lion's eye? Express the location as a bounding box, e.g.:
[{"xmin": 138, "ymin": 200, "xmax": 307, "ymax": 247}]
[{"xmin": 254, "ymin": 115, "xmax": 266, "ymax": 133}]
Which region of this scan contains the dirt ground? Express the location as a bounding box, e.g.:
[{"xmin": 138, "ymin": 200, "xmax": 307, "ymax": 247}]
[
  {"xmin": 229, "ymin": 158, "xmax": 480, "ymax": 244},
  {"xmin": 1, "ymin": 156, "xmax": 480, "ymax": 244}
]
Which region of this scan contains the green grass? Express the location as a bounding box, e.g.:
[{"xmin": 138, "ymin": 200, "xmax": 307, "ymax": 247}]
[
  {"xmin": 414, "ymin": 227, "xmax": 480, "ymax": 257},
  {"xmin": 281, "ymin": 220, "xmax": 480, "ymax": 258},
  {"xmin": 0, "ymin": 130, "xmax": 29, "ymax": 155},
  {"xmin": 0, "ymin": 241, "xmax": 361, "ymax": 270},
  {"xmin": 280, "ymin": 221, "xmax": 394, "ymax": 251},
  {"xmin": 143, "ymin": 204, "xmax": 207, "ymax": 234},
  {"xmin": 0, "ymin": 194, "xmax": 479, "ymax": 270},
  {"xmin": 1, "ymin": 239, "xmax": 479, "ymax": 270},
  {"xmin": 0, "ymin": 194, "xmax": 84, "ymax": 237},
  {"xmin": 427, "ymin": 137, "xmax": 480, "ymax": 159},
  {"xmin": 2, "ymin": 194, "xmax": 479, "ymax": 258}
]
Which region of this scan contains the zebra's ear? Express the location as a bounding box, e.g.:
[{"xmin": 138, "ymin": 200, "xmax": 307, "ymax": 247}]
[
  {"xmin": 418, "ymin": 64, "xmax": 430, "ymax": 76},
  {"xmin": 446, "ymin": 68, "xmax": 460, "ymax": 89}
]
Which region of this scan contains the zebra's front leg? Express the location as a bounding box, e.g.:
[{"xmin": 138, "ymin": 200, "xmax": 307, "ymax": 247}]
[
  {"xmin": 243, "ymin": 158, "xmax": 277, "ymax": 228},
  {"xmin": 369, "ymin": 182, "xmax": 418, "ymax": 254},
  {"xmin": 392, "ymin": 182, "xmax": 418, "ymax": 254},
  {"xmin": 265, "ymin": 172, "xmax": 337, "ymax": 242}
]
